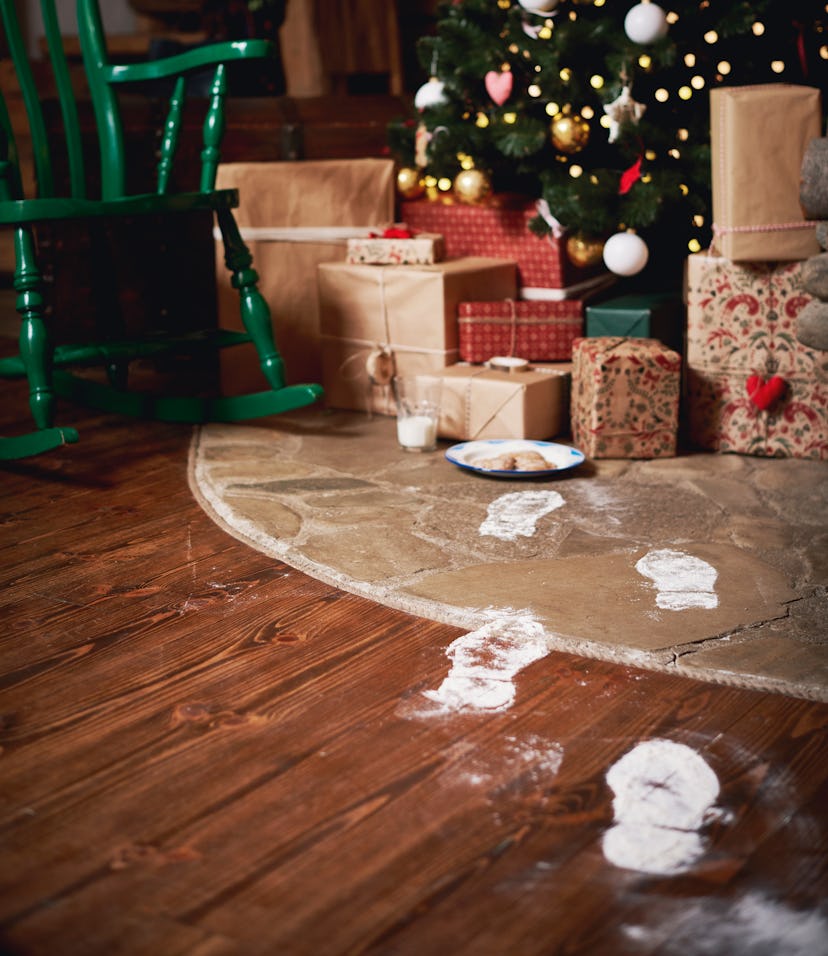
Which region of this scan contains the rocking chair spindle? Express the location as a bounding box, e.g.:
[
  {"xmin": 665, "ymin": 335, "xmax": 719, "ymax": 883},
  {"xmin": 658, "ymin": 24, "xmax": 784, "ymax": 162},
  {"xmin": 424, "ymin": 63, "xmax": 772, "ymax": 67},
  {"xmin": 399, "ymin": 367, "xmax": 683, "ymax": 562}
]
[{"xmin": 0, "ymin": 0, "xmax": 322, "ymax": 461}]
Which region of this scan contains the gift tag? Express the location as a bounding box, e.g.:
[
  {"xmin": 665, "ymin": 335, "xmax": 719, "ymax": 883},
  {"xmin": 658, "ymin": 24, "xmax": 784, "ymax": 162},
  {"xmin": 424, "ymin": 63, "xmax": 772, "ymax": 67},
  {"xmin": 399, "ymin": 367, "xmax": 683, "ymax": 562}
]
[{"xmin": 366, "ymin": 347, "xmax": 395, "ymax": 386}]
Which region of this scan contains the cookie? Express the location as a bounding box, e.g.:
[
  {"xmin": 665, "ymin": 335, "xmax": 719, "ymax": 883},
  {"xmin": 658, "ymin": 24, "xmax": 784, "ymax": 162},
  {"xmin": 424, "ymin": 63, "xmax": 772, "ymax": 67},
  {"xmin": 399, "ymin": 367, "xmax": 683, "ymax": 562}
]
[
  {"xmin": 477, "ymin": 454, "xmax": 517, "ymax": 470},
  {"xmin": 512, "ymin": 450, "xmax": 552, "ymax": 471}
]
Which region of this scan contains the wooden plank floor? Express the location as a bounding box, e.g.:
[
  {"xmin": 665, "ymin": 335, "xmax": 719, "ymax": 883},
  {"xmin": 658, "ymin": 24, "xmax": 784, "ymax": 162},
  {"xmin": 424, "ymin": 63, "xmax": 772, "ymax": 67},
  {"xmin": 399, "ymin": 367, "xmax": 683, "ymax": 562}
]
[{"xmin": 2, "ymin": 384, "xmax": 827, "ymax": 956}]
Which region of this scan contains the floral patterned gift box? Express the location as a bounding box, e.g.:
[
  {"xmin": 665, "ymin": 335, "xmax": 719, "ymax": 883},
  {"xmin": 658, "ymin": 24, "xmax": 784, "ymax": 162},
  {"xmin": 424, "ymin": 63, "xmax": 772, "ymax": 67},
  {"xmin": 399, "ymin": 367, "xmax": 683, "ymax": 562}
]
[
  {"xmin": 684, "ymin": 253, "xmax": 828, "ymax": 460},
  {"xmin": 571, "ymin": 337, "xmax": 681, "ymax": 459},
  {"xmin": 346, "ymin": 226, "xmax": 445, "ymax": 265}
]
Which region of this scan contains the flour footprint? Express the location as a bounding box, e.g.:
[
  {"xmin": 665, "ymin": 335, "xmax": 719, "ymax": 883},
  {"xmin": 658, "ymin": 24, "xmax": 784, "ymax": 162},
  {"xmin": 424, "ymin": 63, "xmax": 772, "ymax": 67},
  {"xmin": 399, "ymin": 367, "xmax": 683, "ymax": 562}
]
[
  {"xmin": 398, "ymin": 612, "xmax": 550, "ymax": 717},
  {"xmin": 635, "ymin": 548, "xmax": 718, "ymax": 610},
  {"xmin": 479, "ymin": 490, "xmax": 565, "ymax": 542},
  {"xmin": 602, "ymin": 738, "xmax": 724, "ymax": 875}
]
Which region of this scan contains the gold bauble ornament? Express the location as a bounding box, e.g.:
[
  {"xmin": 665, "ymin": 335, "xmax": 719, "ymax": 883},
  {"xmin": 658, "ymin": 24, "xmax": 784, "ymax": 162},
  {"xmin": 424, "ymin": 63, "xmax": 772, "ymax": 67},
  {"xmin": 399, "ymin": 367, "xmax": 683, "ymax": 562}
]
[
  {"xmin": 566, "ymin": 232, "xmax": 605, "ymax": 267},
  {"xmin": 453, "ymin": 168, "xmax": 492, "ymax": 204},
  {"xmin": 396, "ymin": 166, "xmax": 425, "ymax": 200},
  {"xmin": 550, "ymin": 111, "xmax": 590, "ymax": 154}
]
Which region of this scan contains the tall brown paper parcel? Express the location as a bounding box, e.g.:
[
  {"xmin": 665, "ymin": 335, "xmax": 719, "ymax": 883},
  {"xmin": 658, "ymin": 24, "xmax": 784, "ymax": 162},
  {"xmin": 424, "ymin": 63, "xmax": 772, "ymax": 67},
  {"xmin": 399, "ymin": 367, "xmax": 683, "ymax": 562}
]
[
  {"xmin": 710, "ymin": 85, "xmax": 822, "ymax": 261},
  {"xmin": 319, "ymin": 258, "xmax": 517, "ymax": 415},
  {"xmin": 215, "ymin": 159, "xmax": 395, "ymax": 390}
]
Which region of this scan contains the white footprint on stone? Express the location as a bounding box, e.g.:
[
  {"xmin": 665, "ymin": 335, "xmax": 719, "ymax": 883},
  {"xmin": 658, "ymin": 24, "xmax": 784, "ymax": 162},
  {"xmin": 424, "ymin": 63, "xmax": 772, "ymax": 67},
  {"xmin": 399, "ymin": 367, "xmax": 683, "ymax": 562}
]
[
  {"xmin": 602, "ymin": 738, "xmax": 724, "ymax": 876},
  {"xmin": 479, "ymin": 490, "xmax": 565, "ymax": 542},
  {"xmin": 635, "ymin": 548, "xmax": 719, "ymax": 610}
]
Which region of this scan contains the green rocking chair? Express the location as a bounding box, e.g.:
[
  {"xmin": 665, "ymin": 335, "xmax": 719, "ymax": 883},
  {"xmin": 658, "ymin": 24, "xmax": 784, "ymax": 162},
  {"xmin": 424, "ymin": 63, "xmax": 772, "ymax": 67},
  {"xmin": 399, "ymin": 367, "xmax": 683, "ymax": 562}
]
[{"xmin": 0, "ymin": 0, "xmax": 322, "ymax": 460}]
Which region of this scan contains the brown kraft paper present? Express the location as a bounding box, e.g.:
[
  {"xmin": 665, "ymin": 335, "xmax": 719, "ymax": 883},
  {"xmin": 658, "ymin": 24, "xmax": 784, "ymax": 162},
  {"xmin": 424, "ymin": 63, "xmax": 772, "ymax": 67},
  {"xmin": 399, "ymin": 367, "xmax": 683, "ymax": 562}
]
[
  {"xmin": 437, "ymin": 363, "xmax": 571, "ymax": 441},
  {"xmin": 319, "ymin": 258, "xmax": 518, "ymax": 415},
  {"xmin": 216, "ymin": 159, "xmax": 395, "ymax": 390},
  {"xmin": 710, "ymin": 85, "xmax": 822, "ymax": 261}
]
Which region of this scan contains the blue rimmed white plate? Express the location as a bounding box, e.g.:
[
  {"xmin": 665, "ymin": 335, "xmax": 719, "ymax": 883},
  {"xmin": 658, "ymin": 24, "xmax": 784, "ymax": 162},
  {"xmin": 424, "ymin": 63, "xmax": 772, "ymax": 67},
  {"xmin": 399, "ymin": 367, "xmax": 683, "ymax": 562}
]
[{"xmin": 445, "ymin": 439, "xmax": 586, "ymax": 477}]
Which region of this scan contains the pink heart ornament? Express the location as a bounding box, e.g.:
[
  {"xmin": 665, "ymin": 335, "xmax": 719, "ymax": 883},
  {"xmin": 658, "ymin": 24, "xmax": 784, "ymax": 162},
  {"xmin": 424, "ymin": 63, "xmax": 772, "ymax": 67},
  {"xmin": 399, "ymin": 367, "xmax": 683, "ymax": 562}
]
[
  {"xmin": 485, "ymin": 70, "xmax": 513, "ymax": 106},
  {"xmin": 746, "ymin": 374, "xmax": 786, "ymax": 411}
]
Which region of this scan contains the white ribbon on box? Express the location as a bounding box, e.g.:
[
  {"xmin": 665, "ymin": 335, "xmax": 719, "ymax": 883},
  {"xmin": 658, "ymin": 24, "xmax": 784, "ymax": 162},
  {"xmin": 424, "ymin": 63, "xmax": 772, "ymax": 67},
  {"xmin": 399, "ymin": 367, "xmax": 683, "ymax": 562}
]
[
  {"xmin": 213, "ymin": 225, "xmax": 375, "ymax": 242},
  {"xmin": 520, "ymin": 272, "xmax": 616, "ymax": 301}
]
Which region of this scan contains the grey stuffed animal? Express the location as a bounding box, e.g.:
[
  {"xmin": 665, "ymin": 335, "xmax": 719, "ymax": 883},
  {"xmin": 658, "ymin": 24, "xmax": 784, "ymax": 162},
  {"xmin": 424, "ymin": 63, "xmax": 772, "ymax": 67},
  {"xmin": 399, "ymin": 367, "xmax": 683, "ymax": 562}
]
[{"xmin": 798, "ymin": 138, "xmax": 828, "ymax": 351}]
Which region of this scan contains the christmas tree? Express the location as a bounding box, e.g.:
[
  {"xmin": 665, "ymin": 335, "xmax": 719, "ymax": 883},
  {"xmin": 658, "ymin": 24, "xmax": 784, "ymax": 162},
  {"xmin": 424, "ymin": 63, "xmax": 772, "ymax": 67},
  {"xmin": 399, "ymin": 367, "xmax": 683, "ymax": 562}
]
[{"xmin": 389, "ymin": 0, "xmax": 828, "ymax": 282}]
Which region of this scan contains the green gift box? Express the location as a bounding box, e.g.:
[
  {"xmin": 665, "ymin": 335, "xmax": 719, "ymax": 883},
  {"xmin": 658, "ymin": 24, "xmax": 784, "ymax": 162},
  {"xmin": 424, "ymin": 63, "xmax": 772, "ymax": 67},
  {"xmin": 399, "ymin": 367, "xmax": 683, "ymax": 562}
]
[{"xmin": 585, "ymin": 293, "xmax": 684, "ymax": 353}]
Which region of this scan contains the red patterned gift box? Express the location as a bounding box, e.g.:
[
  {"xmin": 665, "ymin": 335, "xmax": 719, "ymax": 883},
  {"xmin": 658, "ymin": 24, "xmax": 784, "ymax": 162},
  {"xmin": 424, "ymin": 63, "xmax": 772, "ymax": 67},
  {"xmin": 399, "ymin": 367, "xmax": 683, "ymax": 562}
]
[
  {"xmin": 571, "ymin": 337, "xmax": 681, "ymax": 459},
  {"xmin": 685, "ymin": 253, "xmax": 828, "ymax": 459},
  {"xmin": 458, "ymin": 299, "xmax": 584, "ymax": 363},
  {"xmin": 399, "ymin": 197, "xmax": 603, "ymax": 292}
]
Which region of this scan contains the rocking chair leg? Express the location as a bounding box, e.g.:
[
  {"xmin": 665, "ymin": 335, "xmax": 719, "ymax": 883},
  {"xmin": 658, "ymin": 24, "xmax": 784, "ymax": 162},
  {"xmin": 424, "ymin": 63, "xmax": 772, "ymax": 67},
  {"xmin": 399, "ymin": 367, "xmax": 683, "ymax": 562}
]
[
  {"xmin": 216, "ymin": 207, "xmax": 286, "ymax": 392},
  {"xmin": 14, "ymin": 225, "xmax": 54, "ymax": 430}
]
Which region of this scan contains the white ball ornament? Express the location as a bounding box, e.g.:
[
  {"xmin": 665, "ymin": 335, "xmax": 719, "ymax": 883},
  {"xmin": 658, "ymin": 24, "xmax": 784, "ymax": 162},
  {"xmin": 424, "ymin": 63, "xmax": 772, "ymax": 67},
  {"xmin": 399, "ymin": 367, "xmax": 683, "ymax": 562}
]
[
  {"xmin": 624, "ymin": 2, "xmax": 668, "ymax": 44},
  {"xmin": 603, "ymin": 232, "xmax": 649, "ymax": 276},
  {"xmin": 518, "ymin": 0, "xmax": 560, "ymax": 13},
  {"xmin": 414, "ymin": 78, "xmax": 448, "ymax": 111}
]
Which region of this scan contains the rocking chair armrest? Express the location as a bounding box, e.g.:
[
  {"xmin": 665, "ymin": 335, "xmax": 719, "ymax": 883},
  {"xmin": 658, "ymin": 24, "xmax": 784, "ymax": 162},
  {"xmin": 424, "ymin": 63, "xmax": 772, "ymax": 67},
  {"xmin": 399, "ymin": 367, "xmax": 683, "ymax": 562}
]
[{"xmin": 105, "ymin": 39, "xmax": 277, "ymax": 86}]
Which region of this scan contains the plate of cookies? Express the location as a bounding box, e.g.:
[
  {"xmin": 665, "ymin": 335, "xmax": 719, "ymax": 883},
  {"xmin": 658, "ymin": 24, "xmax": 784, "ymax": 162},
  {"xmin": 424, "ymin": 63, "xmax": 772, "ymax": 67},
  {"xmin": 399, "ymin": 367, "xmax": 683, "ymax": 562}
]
[{"xmin": 445, "ymin": 439, "xmax": 585, "ymax": 477}]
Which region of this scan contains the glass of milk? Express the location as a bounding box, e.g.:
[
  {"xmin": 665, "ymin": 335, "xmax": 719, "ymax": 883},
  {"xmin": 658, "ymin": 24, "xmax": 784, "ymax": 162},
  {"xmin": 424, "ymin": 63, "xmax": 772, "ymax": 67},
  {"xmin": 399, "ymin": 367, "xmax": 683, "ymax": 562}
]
[{"xmin": 392, "ymin": 375, "xmax": 442, "ymax": 452}]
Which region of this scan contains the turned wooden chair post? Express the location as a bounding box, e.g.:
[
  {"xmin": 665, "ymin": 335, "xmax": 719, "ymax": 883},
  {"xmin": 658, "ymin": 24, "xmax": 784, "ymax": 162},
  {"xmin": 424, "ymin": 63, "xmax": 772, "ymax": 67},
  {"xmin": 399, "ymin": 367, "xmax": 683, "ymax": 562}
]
[{"xmin": 0, "ymin": 0, "xmax": 322, "ymax": 460}]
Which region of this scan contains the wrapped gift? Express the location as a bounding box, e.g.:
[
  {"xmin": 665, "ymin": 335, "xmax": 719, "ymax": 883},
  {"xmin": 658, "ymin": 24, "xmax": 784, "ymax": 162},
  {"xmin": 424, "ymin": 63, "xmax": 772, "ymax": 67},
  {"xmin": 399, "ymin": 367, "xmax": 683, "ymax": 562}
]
[
  {"xmin": 216, "ymin": 159, "xmax": 395, "ymax": 390},
  {"xmin": 710, "ymin": 85, "xmax": 822, "ymax": 261},
  {"xmin": 457, "ymin": 298, "xmax": 585, "ymax": 363},
  {"xmin": 400, "ymin": 197, "xmax": 605, "ymax": 293},
  {"xmin": 585, "ymin": 293, "xmax": 684, "ymax": 353},
  {"xmin": 571, "ymin": 337, "xmax": 681, "ymax": 458},
  {"xmin": 346, "ymin": 227, "xmax": 445, "ymax": 265},
  {"xmin": 684, "ymin": 253, "xmax": 828, "ymax": 459},
  {"xmin": 437, "ymin": 363, "xmax": 571, "ymax": 441},
  {"xmin": 319, "ymin": 258, "xmax": 518, "ymax": 414}
]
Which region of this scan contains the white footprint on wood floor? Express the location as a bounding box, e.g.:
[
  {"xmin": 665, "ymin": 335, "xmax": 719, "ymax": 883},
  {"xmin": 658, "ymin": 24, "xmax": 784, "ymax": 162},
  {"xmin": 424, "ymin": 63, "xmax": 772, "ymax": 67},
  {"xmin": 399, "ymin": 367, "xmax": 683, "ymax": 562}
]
[
  {"xmin": 479, "ymin": 490, "xmax": 565, "ymax": 541},
  {"xmin": 622, "ymin": 892, "xmax": 828, "ymax": 956},
  {"xmin": 602, "ymin": 738, "xmax": 724, "ymax": 875},
  {"xmin": 404, "ymin": 612, "xmax": 550, "ymax": 715},
  {"xmin": 635, "ymin": 548, "xmax": 719, "ymax": 610}
]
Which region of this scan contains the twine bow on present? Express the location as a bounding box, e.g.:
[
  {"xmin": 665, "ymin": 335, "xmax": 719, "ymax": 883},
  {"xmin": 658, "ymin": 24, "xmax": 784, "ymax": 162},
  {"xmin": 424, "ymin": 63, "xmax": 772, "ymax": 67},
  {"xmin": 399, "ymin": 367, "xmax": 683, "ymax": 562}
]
[
  {"xmin": 329, "ymin": 268, "xmax": 457, "ymax": 417},
  {"xmin": 475, "ymin": 299, "xmax": 532, "ymax": 370},
  {"xmin": 365, "ymin": 346, "xmax": 395, "ymax": 386},
  {"xmin": 506, "ymin": 298, "xmax": 518, "ymax": 358}
]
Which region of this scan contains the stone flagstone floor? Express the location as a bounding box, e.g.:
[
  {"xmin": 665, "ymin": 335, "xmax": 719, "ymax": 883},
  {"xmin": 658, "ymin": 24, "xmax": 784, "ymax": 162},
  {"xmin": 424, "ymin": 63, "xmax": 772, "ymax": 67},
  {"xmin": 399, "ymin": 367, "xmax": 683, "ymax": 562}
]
[{"xmin": 189, "ymin": 408, "xmax": 828, "ymax": 702}]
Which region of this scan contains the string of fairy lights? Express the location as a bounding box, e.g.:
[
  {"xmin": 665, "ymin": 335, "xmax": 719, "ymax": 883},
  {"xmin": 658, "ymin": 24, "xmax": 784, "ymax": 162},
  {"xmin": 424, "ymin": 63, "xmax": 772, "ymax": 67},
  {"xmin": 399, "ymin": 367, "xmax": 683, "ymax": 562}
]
[{"xmin": 392, "ymin": 0, "xmax": 828, "ymax": 276}]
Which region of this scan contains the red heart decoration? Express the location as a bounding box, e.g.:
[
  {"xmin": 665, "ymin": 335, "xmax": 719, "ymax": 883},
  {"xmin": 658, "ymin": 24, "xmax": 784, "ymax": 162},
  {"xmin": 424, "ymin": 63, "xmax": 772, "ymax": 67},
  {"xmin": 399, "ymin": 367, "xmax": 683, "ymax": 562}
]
[
  {"xmin": 746, "ymin": 374, "xmax": 786, "ymax": 410},
  {"xmin": 485, "ymin": 70, "xmax": 513, "ymax": 106}
]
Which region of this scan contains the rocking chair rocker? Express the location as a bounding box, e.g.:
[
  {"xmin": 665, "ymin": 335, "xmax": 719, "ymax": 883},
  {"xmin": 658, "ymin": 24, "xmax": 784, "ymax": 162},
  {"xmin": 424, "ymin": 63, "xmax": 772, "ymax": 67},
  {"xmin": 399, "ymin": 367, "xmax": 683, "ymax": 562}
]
[{"xmin": 0, "ymin": 0, "xmax": 322, "ymax": 460}]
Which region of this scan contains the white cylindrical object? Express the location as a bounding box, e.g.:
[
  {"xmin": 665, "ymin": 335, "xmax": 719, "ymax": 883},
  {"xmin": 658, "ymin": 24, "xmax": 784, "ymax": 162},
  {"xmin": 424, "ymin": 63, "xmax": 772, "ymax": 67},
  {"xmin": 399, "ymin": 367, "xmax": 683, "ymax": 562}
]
[
  {"xmin": 397, "ymin": 414, "xmax": 437, "ymax": 450},
  {"xmin": 488, "ymin": 356, "xmax": 530, "ymax": 373}
]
